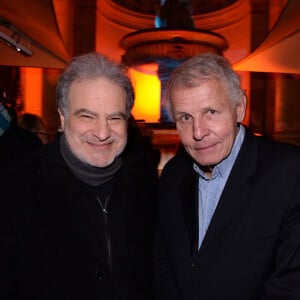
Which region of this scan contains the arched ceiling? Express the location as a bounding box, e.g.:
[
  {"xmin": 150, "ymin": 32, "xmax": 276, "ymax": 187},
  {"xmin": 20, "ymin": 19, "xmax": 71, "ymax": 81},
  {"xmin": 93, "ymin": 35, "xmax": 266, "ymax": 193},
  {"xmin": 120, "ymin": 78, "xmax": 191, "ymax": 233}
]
[
  {"xmin": 112, "ymin": 0, "xmax": 238, "ymax": 15},
  {"xmin": 0, "ymin": 0, "xmax": 243, "ymax": 69},
  {"xmin": 233, "ymin": 0, "xmax": 300, "ymax": 74},
  {"xmin": 0, "ymin": 0, "xmax": 72, "ymax": 69},
  {"xmin": 97, "ymin": 0, "xmax": 250, "ymax": 68}
]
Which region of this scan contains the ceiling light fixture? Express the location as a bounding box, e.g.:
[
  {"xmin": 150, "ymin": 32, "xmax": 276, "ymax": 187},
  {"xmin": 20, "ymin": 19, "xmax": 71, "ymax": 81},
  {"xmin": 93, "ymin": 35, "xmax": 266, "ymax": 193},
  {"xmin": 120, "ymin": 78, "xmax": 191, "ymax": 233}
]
[{"xmin": 0, "ymin": 18, "xmax": 33, "ymax": 56}]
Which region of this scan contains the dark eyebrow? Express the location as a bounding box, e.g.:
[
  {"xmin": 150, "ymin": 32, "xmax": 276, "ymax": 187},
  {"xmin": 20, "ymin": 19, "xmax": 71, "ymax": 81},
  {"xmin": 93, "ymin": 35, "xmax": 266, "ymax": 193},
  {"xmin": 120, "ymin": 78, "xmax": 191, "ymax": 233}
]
[
  {"xmin": 108, "ymin": 111, "xmax": 127, "ymax": 119},
  {"xmin": 74, "ymin": 109, "xmax": 127, "ymax": 119},
  {"xmin": 74, "ymin": 108, "xmax": 98, "ymax": 117},
  {"xmin": 175, "ymin": 111, "xmax": 189, "ymax": 117}
]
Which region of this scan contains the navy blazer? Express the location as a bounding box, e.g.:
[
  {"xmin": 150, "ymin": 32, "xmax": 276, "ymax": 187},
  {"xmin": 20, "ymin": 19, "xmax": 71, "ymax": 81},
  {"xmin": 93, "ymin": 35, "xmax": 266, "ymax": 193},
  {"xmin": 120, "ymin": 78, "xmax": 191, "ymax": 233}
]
[{"xmin": 154, "ymin": 128, "xmax": 300, "ymax": 300}]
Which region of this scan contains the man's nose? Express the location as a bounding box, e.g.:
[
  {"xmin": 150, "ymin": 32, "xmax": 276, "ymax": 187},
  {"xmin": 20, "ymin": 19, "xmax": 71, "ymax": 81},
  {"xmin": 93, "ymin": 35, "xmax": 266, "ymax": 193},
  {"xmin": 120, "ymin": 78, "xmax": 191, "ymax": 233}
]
[
  {"xmin": 193, "ymin": 117, "xmax": 208, "ymax": 141},
  {"xmin": 94, "ymin": 119, "xmax": 111, "ymax": 140}
]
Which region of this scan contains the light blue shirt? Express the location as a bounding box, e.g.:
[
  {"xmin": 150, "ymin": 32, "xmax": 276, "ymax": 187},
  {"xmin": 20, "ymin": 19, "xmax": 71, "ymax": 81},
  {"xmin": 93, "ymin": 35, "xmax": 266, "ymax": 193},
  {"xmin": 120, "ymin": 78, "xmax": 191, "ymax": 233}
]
[{"xmin": 193, "ymin": 125, "xmax": 245, "ymax": 249}]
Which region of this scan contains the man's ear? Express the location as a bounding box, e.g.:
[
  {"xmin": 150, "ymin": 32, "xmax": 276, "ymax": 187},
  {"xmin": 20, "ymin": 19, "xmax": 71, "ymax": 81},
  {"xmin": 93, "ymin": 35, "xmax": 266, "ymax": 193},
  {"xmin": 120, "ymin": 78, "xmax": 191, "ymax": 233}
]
[
  {"xmin": 237, "ymin": 94, "xmax": 247, "ymax": 123},
  {"xmin": 58, "ymin": 109, "xmax": 65, "ymax": 132}
]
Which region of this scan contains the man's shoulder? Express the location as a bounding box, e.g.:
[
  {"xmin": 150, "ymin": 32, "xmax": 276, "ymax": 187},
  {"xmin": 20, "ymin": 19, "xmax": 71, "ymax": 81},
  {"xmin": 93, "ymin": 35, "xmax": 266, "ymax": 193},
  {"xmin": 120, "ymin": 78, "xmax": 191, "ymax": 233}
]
[
  {"xmin": 253, "ymin": 134, "xmax": 300, "ymax": 162},
  {"xmin": 0, "ymin": 140, "xmax": 63, "ymax": 184},
  {"xmin": 241, "ymin": 131, "xmax": 300, "ymax": 175},
  {"xmin": 161, "ymin": 152, "xmax": 194, "ymax": 180}
]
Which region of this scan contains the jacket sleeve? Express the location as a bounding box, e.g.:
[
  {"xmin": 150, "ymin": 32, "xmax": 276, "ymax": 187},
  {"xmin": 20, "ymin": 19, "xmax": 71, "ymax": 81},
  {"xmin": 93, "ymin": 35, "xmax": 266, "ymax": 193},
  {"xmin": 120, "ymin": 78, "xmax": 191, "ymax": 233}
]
[
  {"xmin": 153, "ymin": 221, "xmax": 181, "ymax": 300},
  {"xmin": 263, "ymin": 175, "xmax": 300, "ymax": 299},
  {"xmin": 153, "ymin": 154, "xmax": 194, "ymax": 300},
  {"xmin": 0, "ymin": 184, "xmax": 18, "ymax": 298},
  {"xmin": 153, "ymin": 159, "xmax": 182, "ymax": 300}
]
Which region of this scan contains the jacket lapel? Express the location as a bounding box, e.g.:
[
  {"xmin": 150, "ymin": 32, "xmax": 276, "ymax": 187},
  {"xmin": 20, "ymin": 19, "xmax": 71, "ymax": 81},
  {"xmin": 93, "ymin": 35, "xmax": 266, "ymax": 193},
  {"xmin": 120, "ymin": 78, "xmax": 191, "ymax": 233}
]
[{"xmin": 180, "ymin": 166, "xmax": 199, "ymax": 257}]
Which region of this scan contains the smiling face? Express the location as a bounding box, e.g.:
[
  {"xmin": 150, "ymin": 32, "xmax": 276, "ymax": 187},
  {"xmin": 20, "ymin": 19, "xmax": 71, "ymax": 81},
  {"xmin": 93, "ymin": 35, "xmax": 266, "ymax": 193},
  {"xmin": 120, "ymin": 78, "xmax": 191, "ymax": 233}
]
[
  {"xmin": 172, "ymin": 79, "xmax": 246, "ymax": 169},
  {"xmin": 59, "ymin": 77, "xmax": 128, "ymax": 168}
]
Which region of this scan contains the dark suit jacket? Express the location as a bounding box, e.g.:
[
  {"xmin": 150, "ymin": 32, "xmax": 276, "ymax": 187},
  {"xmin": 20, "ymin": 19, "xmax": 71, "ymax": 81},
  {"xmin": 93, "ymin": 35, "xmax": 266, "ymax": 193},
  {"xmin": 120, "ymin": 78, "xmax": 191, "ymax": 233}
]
[
  {"xmin": 0, "ymin": 137, "xmax": 158, "ymax": 300},
  {"xmin": 154, "ymin": 129, "xmax": 300, "ymax": 300}
]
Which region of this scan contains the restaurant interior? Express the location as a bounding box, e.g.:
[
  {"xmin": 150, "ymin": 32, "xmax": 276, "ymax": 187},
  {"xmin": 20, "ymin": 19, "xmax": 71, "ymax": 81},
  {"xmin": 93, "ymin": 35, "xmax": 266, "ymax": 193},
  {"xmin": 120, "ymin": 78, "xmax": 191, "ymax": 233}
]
[{"xmin": 0, "ymin": 0, "xmax": 299, "ymax": 172}]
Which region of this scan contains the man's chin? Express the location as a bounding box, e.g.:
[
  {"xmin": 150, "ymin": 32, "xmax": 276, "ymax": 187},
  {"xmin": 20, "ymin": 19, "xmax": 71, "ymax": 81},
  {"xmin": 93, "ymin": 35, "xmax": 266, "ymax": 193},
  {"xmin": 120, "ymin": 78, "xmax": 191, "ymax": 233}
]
[{"xmin": 92, "ymin": 160, "xmax": 114, "ymax": 168}]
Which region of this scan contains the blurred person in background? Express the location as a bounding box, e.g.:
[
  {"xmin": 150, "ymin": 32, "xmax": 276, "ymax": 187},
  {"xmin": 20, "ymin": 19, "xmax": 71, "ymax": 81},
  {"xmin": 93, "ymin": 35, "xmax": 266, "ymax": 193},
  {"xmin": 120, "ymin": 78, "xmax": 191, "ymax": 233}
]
[
  {"xmin": 0, "ymin": 88, "xmax": 42, "ymax": 171},
  {"xmin": 18, "ymin": 112, "xmax": 50, "ymax": 144},
  {"xmin": 125, "ymin": 114, "xmax": 161, "ymax": 176}
]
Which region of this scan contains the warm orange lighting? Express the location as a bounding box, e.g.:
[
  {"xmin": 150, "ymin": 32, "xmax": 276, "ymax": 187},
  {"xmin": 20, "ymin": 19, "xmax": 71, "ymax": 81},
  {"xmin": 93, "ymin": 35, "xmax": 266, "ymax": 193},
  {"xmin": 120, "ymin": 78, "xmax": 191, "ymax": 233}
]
[
  {"xmin": 129, "ymin": 68, "xmax": 161, "ymax": 122},
  {"xmin": 20, "ymin": 67, "xmax": 43, "ymax": 116}
]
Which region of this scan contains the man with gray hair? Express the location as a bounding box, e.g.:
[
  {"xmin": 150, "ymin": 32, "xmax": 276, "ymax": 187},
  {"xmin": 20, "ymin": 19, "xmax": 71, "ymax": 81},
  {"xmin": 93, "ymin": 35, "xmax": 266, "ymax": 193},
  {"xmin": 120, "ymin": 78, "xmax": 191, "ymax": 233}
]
[
  {"xmin": 154, "ymin": 53, "xmax": 300, "ymax": 299},
  {"xmin": 0, "ymin": 52, "xmax": 158, "ymax": 299}
]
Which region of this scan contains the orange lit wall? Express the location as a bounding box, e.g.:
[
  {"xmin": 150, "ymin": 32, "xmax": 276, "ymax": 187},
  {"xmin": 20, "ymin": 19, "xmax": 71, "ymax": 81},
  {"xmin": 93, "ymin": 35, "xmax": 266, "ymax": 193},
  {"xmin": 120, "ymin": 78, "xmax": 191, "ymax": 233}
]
[
  {"xmin": 129, "ymin": 68, "xmax": 161, "ymax": 122},
  {"xmin": 20, "ymin": 67, "xmax": 43, "ymax": 116}
]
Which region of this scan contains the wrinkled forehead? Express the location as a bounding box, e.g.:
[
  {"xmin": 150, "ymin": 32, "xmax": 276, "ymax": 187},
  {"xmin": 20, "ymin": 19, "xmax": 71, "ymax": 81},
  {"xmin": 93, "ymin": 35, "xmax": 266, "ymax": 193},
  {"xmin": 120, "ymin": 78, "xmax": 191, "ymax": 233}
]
[{"xmin": 171, "ymin": 78, "xmax": 226, "ymax": 99}]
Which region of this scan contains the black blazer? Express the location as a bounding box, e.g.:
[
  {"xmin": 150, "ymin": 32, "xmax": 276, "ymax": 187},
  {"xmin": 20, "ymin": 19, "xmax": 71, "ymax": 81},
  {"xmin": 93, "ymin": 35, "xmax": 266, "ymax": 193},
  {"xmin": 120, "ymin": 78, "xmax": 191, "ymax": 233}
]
[
  {"xmin": 0, "ymin": 138, "xmax": 158, "ymax": 300},
  {"xmin": 154, "ymin": 129, "xmax": 300, "ymax": 300}
]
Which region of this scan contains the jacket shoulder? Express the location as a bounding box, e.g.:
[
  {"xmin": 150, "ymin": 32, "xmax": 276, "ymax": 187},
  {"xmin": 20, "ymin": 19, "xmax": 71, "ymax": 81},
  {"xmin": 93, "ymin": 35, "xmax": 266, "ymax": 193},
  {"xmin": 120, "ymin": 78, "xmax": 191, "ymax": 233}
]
[
  {"xmin": 160, "ymin": 152, "xmax": 194, "ymax": 181},
  {"xmin": 254, "ymin": 134, "xmax": 300, "ymax": 166}
]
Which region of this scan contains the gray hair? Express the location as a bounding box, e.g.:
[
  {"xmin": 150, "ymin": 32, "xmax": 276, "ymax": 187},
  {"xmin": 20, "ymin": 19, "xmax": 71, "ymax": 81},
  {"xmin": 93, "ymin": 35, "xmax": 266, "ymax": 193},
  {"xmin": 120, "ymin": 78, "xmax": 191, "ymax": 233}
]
[
  {"xmin": 164, "ymin": 53, "xmax": 245, "ymax": 120},
  {"xmin": 56, "ymin": 52, "xmax": 134, "ymax": 119}
]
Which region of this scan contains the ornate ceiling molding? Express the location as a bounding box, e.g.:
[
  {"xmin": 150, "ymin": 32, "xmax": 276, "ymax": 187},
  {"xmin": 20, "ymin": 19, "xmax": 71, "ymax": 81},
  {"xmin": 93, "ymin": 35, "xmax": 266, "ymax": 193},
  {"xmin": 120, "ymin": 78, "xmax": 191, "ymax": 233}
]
[{"xmin": 120, "ymin": 28, "xmax": 228, "ymax": 67}]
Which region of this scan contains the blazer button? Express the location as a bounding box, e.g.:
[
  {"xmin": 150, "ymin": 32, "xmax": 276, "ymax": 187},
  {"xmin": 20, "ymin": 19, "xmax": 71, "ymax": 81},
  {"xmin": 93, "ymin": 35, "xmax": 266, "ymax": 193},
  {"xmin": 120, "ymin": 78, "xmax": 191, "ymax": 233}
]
[{"xmin": 95, "ymin": 270, "xmax": 102, "ymax": 280}]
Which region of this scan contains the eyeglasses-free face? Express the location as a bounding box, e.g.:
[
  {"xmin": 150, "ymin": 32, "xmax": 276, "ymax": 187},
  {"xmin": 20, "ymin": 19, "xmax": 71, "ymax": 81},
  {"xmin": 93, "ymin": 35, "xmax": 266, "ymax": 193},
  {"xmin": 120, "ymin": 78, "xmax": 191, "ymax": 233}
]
[
  {"xmin": 172, "ymin": 79, "xmax": 246, "ymax": 172},
  {"xmin": 59, "ymin": 77, "xmax": 128, "ymax": 168}
]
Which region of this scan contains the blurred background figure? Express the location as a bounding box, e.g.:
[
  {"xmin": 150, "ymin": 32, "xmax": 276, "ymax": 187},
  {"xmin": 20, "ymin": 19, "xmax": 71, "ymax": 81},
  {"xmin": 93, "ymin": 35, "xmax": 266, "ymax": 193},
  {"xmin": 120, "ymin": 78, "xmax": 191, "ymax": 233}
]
[
  {"xmin": 0, "ymin": 88, "xmax": 42, "ymax": 171},
  {"xmin": 18, "ymin": 112, "xmax": 50, "ymax": 144},
  {"xmin": 126, "ymin": 114, "xmax": 161, "ymax": 176}
]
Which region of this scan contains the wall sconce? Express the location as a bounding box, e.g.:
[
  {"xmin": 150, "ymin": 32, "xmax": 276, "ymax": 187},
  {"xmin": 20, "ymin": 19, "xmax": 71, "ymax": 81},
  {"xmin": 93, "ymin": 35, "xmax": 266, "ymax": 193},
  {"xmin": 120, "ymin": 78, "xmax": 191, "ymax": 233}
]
[{"xmin": 0, "ymin": 18, "xmax": 32, "ymax": 56}]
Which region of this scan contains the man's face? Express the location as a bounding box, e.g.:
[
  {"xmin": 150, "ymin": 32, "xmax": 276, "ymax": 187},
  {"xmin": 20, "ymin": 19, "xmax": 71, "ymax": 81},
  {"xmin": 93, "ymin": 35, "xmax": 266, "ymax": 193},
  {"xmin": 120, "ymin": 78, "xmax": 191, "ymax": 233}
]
[
  {"xmin": 59, "ymin": 77, "xmax": 128, "ymax": 168},
  {"xmin": 172, "ymin": 79, "xmax": 246, "ymax": 168}
]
